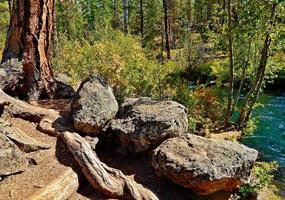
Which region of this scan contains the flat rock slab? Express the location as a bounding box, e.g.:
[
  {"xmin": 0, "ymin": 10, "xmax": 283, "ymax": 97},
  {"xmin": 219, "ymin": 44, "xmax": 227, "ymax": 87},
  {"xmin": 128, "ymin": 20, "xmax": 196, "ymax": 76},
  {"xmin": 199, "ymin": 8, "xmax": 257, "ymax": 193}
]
[
  {"xmin": 0, "ymin": 134, "xmax": 28, "ymax": 177},
  {"xmin": 152, "ymin": 134, "xmax": 258, "ymax": 195}
]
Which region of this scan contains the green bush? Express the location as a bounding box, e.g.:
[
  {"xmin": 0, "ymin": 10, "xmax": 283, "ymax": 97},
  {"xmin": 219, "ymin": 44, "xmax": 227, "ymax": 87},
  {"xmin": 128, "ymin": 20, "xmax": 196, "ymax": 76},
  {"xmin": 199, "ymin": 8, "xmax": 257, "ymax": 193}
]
[
  {"xmin": 239, "ymin": 161, "xmax": 279, "ymax": 198},
  {"xmin": 53, "ymin": 30, "xmax": 184, "ymax": 99},
  {"xmin": 0, "ymin": 2, "xmax": 9, "ymax": 60}
]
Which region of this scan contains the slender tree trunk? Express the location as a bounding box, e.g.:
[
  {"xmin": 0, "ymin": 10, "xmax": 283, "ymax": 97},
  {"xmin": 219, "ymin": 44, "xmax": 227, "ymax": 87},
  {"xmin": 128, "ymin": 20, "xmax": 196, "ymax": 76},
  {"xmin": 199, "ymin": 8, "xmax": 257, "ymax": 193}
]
[
  {"xmin": 233, "ymin": 40, "xmax": 252, "ymax": 111},
  {"xmin": 161, "ymin": 19, "xmax": 165, "ymax": 63},
  {"xmin": 139, "ymin": 0, "xmax": 144, "ymax": 47},
  {"xmin": 113, "ymin": 0, "xmax": 120, "ymax": 29},
  {"xmin": 225, "ymin": 0, "xmax": 234, "ymax": 126},
  {"xmin": 233, "ymin": 67, "xmax": 246, "ymax": 110},
  {"xmin": 1, "ymin": 0, "xmax": 57, "ymax": 100},
  {"xmin": 237, "ymin": 35, "xmax": 270, "ymax": 127},
  {"xmin": 163, "ymin": 0, "xmax": 171, "ymax": 60},
  {"xmin": 236, "ymin": 3, "xmax": 278, "ymax": 128},
  {"xmin": 122, "ymin": 0, "xmax": 129, "ymax": 34}
]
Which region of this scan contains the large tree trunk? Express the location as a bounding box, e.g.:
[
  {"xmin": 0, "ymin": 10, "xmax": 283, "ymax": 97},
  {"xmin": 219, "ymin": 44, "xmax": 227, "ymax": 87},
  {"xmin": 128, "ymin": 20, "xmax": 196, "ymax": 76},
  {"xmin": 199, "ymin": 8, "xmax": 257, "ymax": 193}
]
[
  {"xmin": 163, "ymin": 0, "xmax": 171, "ymax": 60},
  {"xmin": 1, "ymin": 0, "xmax": 57, "ymax": 100}
]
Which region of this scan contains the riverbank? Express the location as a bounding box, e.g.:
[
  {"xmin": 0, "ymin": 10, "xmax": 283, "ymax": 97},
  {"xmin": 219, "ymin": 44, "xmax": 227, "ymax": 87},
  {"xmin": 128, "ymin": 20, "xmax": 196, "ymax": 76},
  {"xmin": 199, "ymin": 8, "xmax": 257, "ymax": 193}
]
[{"xmin": 242, "ymin": 91, "xmax": 285, "ymax": 197}]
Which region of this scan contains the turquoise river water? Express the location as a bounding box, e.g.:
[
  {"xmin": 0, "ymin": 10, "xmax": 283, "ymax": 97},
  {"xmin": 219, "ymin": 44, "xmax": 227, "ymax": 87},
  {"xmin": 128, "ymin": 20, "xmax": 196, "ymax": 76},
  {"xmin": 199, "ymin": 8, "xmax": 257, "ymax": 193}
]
[{"xmin": 242, "ymin": 91, "xmax": 285, "ymax": 195}]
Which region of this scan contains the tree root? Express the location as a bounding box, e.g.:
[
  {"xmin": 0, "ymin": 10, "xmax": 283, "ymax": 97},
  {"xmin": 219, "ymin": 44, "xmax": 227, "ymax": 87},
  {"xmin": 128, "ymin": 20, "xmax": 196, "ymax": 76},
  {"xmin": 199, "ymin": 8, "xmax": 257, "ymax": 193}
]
[{"xmin": 62, "ymin": 132, "xmax": 159, "ymax": 200}]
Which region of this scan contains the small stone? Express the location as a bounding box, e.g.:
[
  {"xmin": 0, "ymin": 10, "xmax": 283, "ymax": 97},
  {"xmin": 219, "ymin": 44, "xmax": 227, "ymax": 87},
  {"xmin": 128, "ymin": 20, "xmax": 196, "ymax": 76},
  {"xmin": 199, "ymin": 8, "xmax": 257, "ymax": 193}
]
[{"xmin": 27, "ymin": 157, "xmax": 39, "ymax": 165}]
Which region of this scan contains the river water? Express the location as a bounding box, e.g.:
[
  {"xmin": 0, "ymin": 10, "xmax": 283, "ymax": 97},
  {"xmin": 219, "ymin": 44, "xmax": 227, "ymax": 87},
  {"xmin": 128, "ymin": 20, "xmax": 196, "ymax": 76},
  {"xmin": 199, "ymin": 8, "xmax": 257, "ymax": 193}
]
[{"xmin": 241, "ymin": 92, "xmax": 285, "ymax": 195}]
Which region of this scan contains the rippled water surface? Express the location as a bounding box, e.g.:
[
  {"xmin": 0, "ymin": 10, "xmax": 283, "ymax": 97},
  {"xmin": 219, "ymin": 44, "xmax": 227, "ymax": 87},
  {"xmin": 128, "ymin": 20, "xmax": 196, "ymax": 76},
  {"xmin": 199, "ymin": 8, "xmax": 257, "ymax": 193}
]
[{"xmin": 242, "ymin": 92, "xmax": 285, "ymax": 195}]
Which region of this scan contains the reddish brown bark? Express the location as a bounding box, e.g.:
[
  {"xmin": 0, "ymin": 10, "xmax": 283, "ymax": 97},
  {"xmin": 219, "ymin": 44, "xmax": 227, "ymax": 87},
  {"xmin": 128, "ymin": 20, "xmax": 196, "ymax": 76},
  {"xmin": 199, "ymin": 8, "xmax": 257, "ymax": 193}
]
[{"xmin": 1, "ymin": 0, "xmax": 56, "ymax": 100}]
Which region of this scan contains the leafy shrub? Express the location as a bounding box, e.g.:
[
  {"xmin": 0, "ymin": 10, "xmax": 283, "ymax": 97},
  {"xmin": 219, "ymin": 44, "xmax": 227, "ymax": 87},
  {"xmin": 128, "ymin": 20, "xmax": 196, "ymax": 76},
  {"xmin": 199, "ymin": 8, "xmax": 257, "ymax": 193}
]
[
  {"xmin": 53, "ymin": 30, "xmax": 184, "ymax": 99},
  {"xmin": 243, "ymin": 117, "xmax": 259, "ymax": 136},
  {"xmin": 0, "ymin": 2, "xmax": 9, "ymax": 60},
  {"xmin": 239, "ymin": 161, "xmax": 279, "ymax": 198}
]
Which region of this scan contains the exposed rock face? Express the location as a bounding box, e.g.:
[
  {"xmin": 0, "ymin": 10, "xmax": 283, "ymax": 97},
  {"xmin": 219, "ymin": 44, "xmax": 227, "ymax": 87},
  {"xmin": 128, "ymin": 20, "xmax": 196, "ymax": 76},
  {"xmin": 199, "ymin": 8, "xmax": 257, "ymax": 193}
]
[
  {"xmin": 0, "ymin": 133, "xmax": 28, "ymax": 177},
  {"xmin": 152, "ymin": 134, "xmax": 258, "ymax": 195},
  {"xmin": 72, "ymin": 75, "xmax": 118, "ymax": 135},
  {"xmin": 107, "ymin": 98, "xmax": 188, "ymax": 153}
]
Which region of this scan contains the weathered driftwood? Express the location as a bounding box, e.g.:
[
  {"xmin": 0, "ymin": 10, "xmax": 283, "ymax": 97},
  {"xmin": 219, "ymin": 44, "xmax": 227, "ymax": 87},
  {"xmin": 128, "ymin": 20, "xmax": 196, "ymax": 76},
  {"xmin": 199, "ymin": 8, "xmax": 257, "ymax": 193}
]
[
  {"xmin": 29, "ymin": 168, "xmax": 80, "ymax": 200},
  {"xmin": 62, "ymin": 132, "xmax": 159, "ymax": 200}
]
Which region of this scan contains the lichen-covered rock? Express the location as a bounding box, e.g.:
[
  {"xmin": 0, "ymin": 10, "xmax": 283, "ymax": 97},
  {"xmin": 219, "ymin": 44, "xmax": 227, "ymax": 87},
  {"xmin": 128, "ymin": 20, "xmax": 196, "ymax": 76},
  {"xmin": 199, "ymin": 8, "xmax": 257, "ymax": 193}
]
[
  {"xmin": 107, "ymin": 98, "xmax": 188, "ymax": 153},
  {"xmin": 0, "ymin": 133, "xmax": 28, "ymax": 177},
  {"xmin": 152, "ymin": 134, "xmax": 258, "ymax": 195},
  {"xmin": 72, "ymin": 75, "xmax": 118, "ymax": 135}
]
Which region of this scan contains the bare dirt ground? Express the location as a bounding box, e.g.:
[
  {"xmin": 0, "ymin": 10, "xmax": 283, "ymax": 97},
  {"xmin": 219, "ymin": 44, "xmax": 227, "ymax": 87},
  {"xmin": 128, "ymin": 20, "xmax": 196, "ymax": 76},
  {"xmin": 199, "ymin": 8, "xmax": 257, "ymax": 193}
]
[
  {"xmin": 0, "ymin": 100, "xmax": 232, "ymax": 200},
  {"xmin": 0, "ymin": 118, "xmax": 78, "ymax": 200}
]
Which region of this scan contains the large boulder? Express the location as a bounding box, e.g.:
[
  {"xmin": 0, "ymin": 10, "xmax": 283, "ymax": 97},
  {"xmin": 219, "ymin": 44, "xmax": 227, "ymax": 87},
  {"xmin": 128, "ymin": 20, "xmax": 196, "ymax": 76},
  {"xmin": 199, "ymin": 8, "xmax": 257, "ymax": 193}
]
[
  {"xmin": 107, "ymin": 98, "xmax": 188, "ymax": 153},
  {"xmin": 0, "ymin": 133, "xmax": 28, "ymax": 178},
  {"xmin": 72, "ymin": 75, "xmax": 118, "ymax": 135},
  {"xmin": 152, "ymin": 134, "xmax": 258, "ymax": 195}
]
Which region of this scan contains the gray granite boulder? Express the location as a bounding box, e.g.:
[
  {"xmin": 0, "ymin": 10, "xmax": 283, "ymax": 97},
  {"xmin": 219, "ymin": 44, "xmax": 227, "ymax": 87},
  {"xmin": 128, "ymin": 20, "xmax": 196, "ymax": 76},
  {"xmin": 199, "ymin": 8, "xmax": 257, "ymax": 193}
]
[
  {"xmin": 72, "ymin": 75, "xmax": 118, "ymax": 135},
  {"xmin": 107, "ymin": 98, "xmax": 188, "ymax": 153},
  {"xmin": 152, "ymin": 134, "xmax": 258, "ymax": 195}
]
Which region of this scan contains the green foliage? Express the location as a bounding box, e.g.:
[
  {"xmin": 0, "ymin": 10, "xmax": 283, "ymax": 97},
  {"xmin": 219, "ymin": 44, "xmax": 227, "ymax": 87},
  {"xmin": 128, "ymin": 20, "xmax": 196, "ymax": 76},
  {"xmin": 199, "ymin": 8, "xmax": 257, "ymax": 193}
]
[
  {"xmin": 243, "ymin": 117, "xmax": 258, "ymax": 135},
  {"xmin": 53, "ymin": 30, "xmax": 183, "ymax": 99},
  {"xmin": 239, "ymin": 161, "xmax": 279, "ymax": 197},
  {"xmin": 0, "ymin": 1, "xmax": 9, "ymax": 60}
]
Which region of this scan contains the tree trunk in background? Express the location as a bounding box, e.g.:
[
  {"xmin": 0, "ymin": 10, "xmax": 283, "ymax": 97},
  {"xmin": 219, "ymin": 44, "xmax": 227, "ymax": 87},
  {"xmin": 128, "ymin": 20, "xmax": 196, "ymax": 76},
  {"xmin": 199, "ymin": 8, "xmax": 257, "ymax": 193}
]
[
  {"xmin": 122, "ymin": 0, "xmax": 129, "ymax": 34},
  {"xmin": 140, "ymin": 0, "xmax": 144, "ymax": 47},
  {"xmin": 237, "ymin": 34, "xmax": 271, "ymax": 128},
  {"xmin": 1, "ymin": 0, "xmax": 56, "ymax": 100},
  {"xmin": 225, "ymin": 0, "xmax": 234, "ymax": 126},
  {"xmin": 236, "ymin": 2, "xmax": 278, "ymax": 128},
  {"xmin": 113, "ymin": 0, "xmax": 120, "ymax": 29},
  {"xmin": 163, "ymin": 0, "xmax": 171, "ymax": 60}
]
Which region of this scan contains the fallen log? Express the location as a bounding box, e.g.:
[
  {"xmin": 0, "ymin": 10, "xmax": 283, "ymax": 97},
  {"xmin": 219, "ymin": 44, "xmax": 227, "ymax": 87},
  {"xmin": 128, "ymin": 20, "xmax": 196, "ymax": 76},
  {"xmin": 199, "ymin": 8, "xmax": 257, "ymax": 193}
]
[
  {"xmin": 62, "ymin": 132, "xmax": 159, "ymax": 200},
  {"xmin": 28, "ymin": 167, "xmax": 80, "ymax": 200}
]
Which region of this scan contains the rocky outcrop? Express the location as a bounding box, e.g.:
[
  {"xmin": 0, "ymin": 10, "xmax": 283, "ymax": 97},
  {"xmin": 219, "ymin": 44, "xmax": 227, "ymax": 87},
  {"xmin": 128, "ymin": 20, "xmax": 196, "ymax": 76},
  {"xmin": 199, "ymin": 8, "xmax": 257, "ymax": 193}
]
[
  {"xmin": 72, "ymin": 75, "xmax": 118, "ymax": 135},
  {"xmin": 152, "ymin": 134, "xmax": 258, "ymax": 195},
  {"xmin": 107, "ymin": 98, "xmax": 188, "ymax": 153},
  {"xmin": 0, "ymin": 133, "xmax": 28, "ymax": 178}
]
